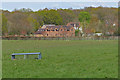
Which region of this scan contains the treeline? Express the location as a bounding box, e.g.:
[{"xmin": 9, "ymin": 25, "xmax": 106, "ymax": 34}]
[{"xmin": 1, "ymin": 7, "xmax": 118, "ymax": 36}]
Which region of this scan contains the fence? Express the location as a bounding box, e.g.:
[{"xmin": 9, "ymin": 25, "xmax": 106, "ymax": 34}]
[{"xmin": 2, "ymin": 36, "xmax": 118, "ymax": 40}]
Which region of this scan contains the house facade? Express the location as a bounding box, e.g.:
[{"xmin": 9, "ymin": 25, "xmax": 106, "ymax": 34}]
[
  {"xmin": 67, "ymin": 22, "xmax": 80, "ymax": 30},
  {"xmin": 35, "ymin": 24, "xmax": 75, "ymax": 37}
]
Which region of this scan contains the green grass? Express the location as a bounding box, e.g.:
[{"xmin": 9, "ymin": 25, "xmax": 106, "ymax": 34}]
[{"xmin": 2, "ymin": 40, "xmax": 118, "ymax": 78}]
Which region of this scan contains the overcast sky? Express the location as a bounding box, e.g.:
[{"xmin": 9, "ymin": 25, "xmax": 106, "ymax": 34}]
[
  {"xmin": 1, "ymin": 0, "xmax": 119, "ymax": 11},
  {"xmin": 1, "ymin": 0, "xmax": 119, "ymax": 2}
]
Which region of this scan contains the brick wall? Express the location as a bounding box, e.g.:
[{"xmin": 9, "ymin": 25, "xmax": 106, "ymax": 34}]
[{"xmin": 35, "ymin": 27, "xmax": 75, "ymax": 37}]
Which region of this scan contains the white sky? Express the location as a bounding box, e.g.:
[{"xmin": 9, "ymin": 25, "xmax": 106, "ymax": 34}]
[
  {"xmin": 1, "ymin": 0, "xmax": 120, "ymax": 2},
  {"xmin": 1, "ymin": 0, "xmax": 119, "ymax": 11}
]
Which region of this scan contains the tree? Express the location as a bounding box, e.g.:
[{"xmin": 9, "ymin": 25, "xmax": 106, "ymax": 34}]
[
  {"xmin": 78, "ymin": 11, "xmax": 91, "ymax": 23},
  {"xmin": 2, "ymin": 14, "xmax": 8, "ymax": 35},
  {"xmin": 14, "ymin": 8, "xmax": 33, "ymax": 13},
  {"xmin": 6, "ymin": 12, "xmax": 33, "ymax": 35},
  {"xmin": 2, "ymin": 7, "xmax": 118, "ymax": 36},
  {"xmin": 37, "ymin": 9, "xmax": 63, "ymax": 25},
  {"xmin": 57, "ymin": 9, "xmax": 76, "ymax": 25},
  {"xmin": 27, "ymin": 16, "xmax": 39, "ymax": 32},
  {"xmin": 78, "ymin": 11, "xmax": 91, "ymax": 36}
]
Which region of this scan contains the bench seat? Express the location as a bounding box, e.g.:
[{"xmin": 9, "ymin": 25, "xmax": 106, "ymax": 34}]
[{"xmin": 11, "ymin": 52, "xmax": 42, "ymax": 60}]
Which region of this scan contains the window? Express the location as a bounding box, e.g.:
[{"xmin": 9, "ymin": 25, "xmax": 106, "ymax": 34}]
[
  {"xmin": 67, "ymin": 29, "xmax": 69, "ymax": 31},
  {"xmin": 47, "ymin": 34, "xmax": 48, "ymax": 36},
  {"xmin": 46, "ymin": 28, "xmax": 50, "ymax": 31},
  {"xmin": 76, "ymin": 24, "xmax": 79, "ymax": 27},
  {"xmin": 56, "ymin": 29, "xmax": 58, "ymax": 31},
  {"xmin": 41, "ymin": 30, "xmax": 44, "ymax": 31},
  {"xmin": 71, "ymin": 24, "xmax": 74, "ymax": 27},
  {"xmin": 61, "ymin": 29, "xmax": 62, "ymax": 31},
  {"xmin": 71, "ymin": 29, "xmax": 73, "ymax": 31}
]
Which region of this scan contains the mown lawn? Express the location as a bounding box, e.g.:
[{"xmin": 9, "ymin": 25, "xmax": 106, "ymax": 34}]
[{"xmin": 2, "ymin": 40, "xmax": 118, "ymax": 78}]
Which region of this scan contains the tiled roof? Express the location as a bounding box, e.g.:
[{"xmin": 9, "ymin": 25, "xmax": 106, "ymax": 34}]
[
  {"xmin": 35, "ymin": 25, "xmax": 74, "ymax": 34},
  {"xmin": 35, "ymin": 29, "xmax": 45, "ymax": 34},
  {"xmin": 67, "ymin": 22, "xmax": 80, "ymax": 27},
  {"xmin": 45, "ymin": 25, "xmax": 73, "ymax": 30}
]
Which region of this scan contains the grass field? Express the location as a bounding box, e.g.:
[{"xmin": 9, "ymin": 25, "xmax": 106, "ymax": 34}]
[{"xmin": 2, "ymin": 40, "xmax": 118, "ymax": 78}]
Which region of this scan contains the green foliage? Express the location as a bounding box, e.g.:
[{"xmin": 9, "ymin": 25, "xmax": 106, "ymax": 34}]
[
  {"xmin": 38, "ymin": 9, "xmax": 63, "ymax": 25},
  {"xmin": 33, "ymin": 19, "xmax": 39, "ymax": 31},
  {"xmin": 2, "ymin": 14, "xmax": 8, "ymax": 35},
  {"xmin": 2, "ymin": 7, "xmax": 118, "ymax": 36},
  {"xmin": 75, "ymin": 30, "xmax": 79, "ymax": 36},
  {"xmin": 78, "ymin": 11, "xmax": 91, "ymax": 23},
  {"xmin": 27, "ymin": 16, "xmax": 40, "ymax": 32},
  {"xmin": 19, "ymin": 8, "xmax": 33, "ymax": 13},
  {"xmin": 13, "ymin": 8, "xmax": 33, "ymax": 13},
  {"xmin": 57, "ymin": 9, "xmax": 76, "ymax": 25}
]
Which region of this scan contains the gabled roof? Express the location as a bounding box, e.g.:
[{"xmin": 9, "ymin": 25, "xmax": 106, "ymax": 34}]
[
  {"xmin": 35, "ymin": 25, "xmax": 74, "ymax": 34},
  {"xmin": 67, "ymin": 22, "xmax": 80, "ymax": 27},
  {"xmin": 45, "ymin": 25, "xmax": 73, "ymax": 30},
  {"xmin": 35, "ymin": 29, "xmax": 45, "ymax": 34}
]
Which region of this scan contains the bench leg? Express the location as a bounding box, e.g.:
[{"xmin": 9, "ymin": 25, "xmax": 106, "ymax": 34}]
[
  {"xmin": 38, "ymin": 53, "xmax": 42, "ymax": 59},
  {"xmin": 12, "ymin": 55, "xmax": 15, "ymax": 60},
  {"xmin": 24, "ymin": 55, "xmax": 29, "ymax": 59},
  {"xmin": 24, "ymin": 55, "xmax": 26, "ymax": 59}
]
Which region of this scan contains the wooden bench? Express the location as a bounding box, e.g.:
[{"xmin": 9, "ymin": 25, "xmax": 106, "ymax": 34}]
[{"xmin": 11, "ymin": 52, "xmax": 42, "ymax": 60}]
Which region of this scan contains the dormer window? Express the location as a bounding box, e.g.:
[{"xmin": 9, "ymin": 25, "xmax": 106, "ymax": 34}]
[
  {"xmin": 52, "ymin": 29, "xmax": 55, "ymax": 31},
  {"xmin": 56, "ymin": 29, "xmax": 58, "ymax": 31},
  {"xmin": 47, "ymin": 29, "xmax": 50, "ymax": 31}
]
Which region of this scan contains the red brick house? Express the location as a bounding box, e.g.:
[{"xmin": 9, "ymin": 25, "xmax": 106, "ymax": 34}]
[
  {"xmin": 67, "ymin": 22, "xmax": 80, "ymax": 30},
  {"xmin": 35, "ymin": 24, "xmax": 75, "ymax": 37}
]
